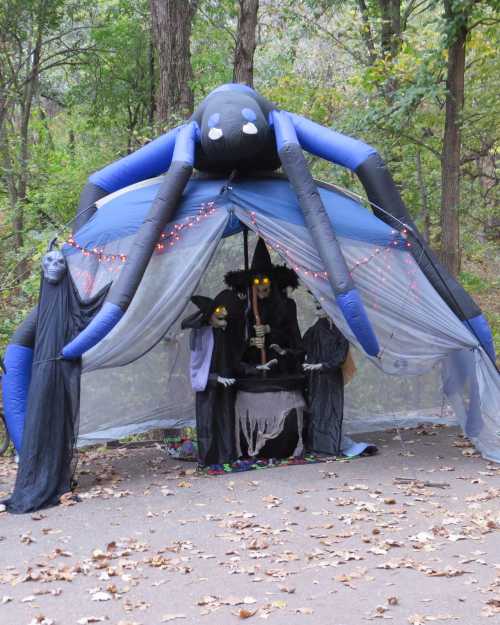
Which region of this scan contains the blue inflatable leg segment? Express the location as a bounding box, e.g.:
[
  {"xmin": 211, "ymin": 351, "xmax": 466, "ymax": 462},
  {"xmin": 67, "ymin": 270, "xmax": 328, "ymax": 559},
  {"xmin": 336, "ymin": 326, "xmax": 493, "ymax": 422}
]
[
  {"xmin": 62, "ymin": 302, "xmax": 124, "ymax": 359},
  {"xmin": 285, "ymin": 112, "xmax": 376, "ymax": 172},
  {"xmin": 89, "ymin": 125, "xmax": 183, "ymax": 194},
  {"xmin": 2, "ymin": 344, "xmax": 33, "ymax": 451},
  {"xmin": 272, "ymin": 110, "xmax": 379, "ymax": 357},
  {"xmin": 336, "ymin": 291, "xmax": 380, "ymax": 357},
  {"xmin": 466, "ymin": 315, "xmax": 496, "ymax": 362},
  {"xmin": 62, "ymin": 122, "xmax": 199, "ymax": 360}
]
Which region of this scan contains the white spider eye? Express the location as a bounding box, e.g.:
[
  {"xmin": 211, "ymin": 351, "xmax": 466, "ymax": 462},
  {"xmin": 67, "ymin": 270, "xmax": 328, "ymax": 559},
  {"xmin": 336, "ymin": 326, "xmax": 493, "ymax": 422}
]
[
  {"xmin": 242, "ymin": 122, "xmax": 258, "ymax": 135},
  {"xmin": 208, "ymin": 127, "xmax": 223, "ymax": 140}
]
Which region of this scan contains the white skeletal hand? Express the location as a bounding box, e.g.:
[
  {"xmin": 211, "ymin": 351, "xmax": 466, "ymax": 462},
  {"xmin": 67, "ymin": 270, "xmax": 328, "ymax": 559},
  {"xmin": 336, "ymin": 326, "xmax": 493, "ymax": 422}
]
[
  {"xmin": 254, "ymin": 324, "xmax": 270, "ymax": 337},
  {"xmin": 217, "ymin": 376, "xmax": 236, "ymax": 387},
  {"xmin": 303, "ymin": 362, "xmax": 323, "ymax": 371},
  {"xmin": 256, "ymin": 358, "xmax": 278, "ymax": 371},
  {"xmin": 250, "ymin": 336, "xmax": 265, "ymax": 349},
  {"xmin": 269, "ymin": 343, "xmax": 286, "ymax": 356}
]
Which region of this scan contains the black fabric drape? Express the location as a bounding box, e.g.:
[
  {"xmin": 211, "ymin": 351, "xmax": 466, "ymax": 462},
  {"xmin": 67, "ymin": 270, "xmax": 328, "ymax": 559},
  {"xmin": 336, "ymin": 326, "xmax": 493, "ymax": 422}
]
[
  {"xmin": 303, "ymin": 318, "xmax": 349, "ymax": 456},
  {"xmin": 193, "ymin": 290, "xmax": 244, "ymax": 467},
  {"xmin": 195, "ymin": 383, "xmax": 237, "ymax": 466},
  {"xmin": 5, "ymin": 273, "xmax": 107, "ymax": 514}
]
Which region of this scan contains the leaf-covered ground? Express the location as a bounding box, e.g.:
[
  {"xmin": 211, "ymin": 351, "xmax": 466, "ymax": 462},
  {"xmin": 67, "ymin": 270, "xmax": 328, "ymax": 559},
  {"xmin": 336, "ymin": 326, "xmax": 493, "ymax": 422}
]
[{"xmin": 1, "ymin": 425, "xmax": 499, "ymax": 625}]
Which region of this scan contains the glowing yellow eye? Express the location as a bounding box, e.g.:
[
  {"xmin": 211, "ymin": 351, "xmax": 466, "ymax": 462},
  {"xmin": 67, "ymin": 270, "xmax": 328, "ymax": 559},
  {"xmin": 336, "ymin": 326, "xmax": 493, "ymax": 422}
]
[
  {"xmin": 253, "ymin": 277, "xmax": 260, "ymax": 285},
  {"xmin": 262, "ymin": 277, "xmax": 270, "ymax": 285},
  {"xmin": 215, "ymin": 306, "xmax": 225, "ymax": 314}
]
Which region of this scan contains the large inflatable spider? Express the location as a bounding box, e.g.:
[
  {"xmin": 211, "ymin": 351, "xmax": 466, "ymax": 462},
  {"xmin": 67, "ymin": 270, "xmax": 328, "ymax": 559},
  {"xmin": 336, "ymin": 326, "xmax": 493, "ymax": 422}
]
[{"xmin": 11, "ymin": 83, "xmax": 497, "ymax": 366}]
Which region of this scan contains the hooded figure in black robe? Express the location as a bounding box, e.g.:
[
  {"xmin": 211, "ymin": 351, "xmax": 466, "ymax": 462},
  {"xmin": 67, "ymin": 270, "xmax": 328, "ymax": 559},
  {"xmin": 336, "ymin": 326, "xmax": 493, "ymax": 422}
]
[
  {"xmin": 5, "ymin": 250, "xmax": 107, "ymax": 513},
  {"xmin": 182, "ymin": 292, "xmax": 239, "ymax": 468},
  {"xmin": 303, "ymin": 312, "xmax": 349, "ymax": 456}
]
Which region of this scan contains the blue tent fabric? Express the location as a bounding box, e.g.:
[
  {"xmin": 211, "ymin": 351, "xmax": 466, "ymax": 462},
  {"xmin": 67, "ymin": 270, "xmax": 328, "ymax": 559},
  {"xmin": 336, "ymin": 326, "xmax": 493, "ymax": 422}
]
[{"xmin": 66, "ymin": 176, "xmax": 404, "ymax": 256}]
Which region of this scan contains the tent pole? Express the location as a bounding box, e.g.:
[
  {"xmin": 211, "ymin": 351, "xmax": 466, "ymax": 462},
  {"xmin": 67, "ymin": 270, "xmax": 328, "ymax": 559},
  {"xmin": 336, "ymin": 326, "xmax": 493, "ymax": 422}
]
[{"xmin": 243, "ymin": 226, "xmax": 249, "ymax": 271}]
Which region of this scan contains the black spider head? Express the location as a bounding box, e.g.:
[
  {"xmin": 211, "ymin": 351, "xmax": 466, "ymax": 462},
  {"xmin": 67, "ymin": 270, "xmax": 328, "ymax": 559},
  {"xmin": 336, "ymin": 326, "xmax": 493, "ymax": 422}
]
[
  {"xmin": 191, "ymin": 84, "xmax": 279, "ymax": 172},
  {"xmin": 200, "ymin": 92, "xmax": 268, "ymax": 161}
]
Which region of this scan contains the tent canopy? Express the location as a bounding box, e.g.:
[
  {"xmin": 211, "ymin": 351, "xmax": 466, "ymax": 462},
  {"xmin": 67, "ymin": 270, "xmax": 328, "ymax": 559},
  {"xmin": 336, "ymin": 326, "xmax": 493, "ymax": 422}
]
[{"xmin": 63, "ymin": 174, "xmax": 500, "ymax": 462}]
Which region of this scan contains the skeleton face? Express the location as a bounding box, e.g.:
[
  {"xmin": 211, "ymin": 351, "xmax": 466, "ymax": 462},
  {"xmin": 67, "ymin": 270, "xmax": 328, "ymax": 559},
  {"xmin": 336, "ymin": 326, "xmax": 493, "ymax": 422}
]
[
  {"xmin": 42, "ymin": 250, "xmax": 67, "ymax": 284},
  {"xmin": 209, "ymin": 305, "xmax": 228, "ymax": 329},
  {"xmin": 252, "ymin": 275, "xmax": 271, "ymax": 299}
]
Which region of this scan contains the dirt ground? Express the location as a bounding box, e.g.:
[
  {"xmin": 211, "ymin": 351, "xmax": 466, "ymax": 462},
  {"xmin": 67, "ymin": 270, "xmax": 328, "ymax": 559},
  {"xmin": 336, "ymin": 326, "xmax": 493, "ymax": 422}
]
[{"xmin": 1, "ymin": 425, "xmax": 500, "ymax": 625}]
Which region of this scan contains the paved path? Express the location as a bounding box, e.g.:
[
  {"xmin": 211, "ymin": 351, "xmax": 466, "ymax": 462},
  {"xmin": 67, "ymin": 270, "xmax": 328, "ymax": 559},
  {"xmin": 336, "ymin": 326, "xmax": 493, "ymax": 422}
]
[{"xmin": 1, "ymin": 425, "xmax": 499, "ymax": 625}]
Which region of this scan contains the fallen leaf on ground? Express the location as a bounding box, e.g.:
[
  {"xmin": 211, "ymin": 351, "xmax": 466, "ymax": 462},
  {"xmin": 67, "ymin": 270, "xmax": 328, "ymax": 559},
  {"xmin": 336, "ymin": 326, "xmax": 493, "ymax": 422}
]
[
  {"xmin": 161, "ymin": 615, "xmax": 187, "ymax": 622},
  {"xmin": 91, "ymin": 591, "xmax": 112, "ymax": 602},
  {"xmin": 197, "ymin": 595, "xmax": 218, "ymax": 606},
  {"xmin": 272, "ymin": 599, "xmax": 287, "ymax": 609},
  {"xmin": 408, "ymin": 616, "xmax": 460, "ymax": 624},
  {"xmin": 59, "ymin": 492, "xmax": 78, "ymax": 506}
]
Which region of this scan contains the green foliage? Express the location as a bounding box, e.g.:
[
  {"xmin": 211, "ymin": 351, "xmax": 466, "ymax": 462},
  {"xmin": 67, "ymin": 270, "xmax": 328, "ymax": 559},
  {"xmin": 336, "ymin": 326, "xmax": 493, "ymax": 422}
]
[{"xmin": 192, "ymin": 0, "xmax": 237, "ymax": 100}]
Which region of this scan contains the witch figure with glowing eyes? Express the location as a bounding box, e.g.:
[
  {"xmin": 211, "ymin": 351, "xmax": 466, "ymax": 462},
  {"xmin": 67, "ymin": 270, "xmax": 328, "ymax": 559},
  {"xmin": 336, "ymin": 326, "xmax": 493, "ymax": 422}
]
[
  {"xmin": 226, "ymin": 238, "xmax": 303, "ymax": 375},
  {"xmin": 181, "ymin": 293, "xmax": 240, "ymax": 470}
]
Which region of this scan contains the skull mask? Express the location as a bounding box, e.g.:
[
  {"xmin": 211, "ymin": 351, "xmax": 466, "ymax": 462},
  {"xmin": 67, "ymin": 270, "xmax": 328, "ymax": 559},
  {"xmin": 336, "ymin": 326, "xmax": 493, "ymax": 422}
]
[
  {"xmin": 42, "ymin": 250, "xmax": 67, "ymax": 284},
  {"xmin": 209, "ymin": 305, "xmax": 228, "ymax": 330},
  {"xmin": 252, "ymin": 275, "xmax": 271, "ymax": 299}
]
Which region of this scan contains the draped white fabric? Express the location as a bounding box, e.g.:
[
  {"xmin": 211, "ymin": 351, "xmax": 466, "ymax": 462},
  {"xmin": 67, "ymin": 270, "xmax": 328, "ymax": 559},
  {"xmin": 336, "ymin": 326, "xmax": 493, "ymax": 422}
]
[
  {"xmin": 75, "ymin": 191, "xmax": 499, "ymax": 462},
  {"xmin": 82, "ymin": 205, "xmax": 229, "ymax": 370}
]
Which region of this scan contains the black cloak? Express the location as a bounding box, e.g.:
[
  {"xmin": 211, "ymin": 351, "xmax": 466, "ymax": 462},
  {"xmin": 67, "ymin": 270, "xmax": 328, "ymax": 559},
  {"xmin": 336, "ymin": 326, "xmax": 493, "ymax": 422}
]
[
  {"xmin": 242, "ymin": 293, "xmax": 303, "ymax": 373},
  {"xmin": 5, "ymin": 272, "xmax": 107, "ymax": 513},
  {"xmin": 303, "ymin": 317, "xmax": 349, "ymax": 456},
  {"xmin": 183, "ymin": 291, "xmax": 241, "ymax": 467}
]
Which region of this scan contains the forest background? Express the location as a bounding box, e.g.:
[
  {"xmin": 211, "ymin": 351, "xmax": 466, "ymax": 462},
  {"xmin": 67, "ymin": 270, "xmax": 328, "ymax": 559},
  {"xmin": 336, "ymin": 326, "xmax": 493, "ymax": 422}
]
[{"xmin": 0, "ymin": 0, "xmax": 498, "ymax": 357}]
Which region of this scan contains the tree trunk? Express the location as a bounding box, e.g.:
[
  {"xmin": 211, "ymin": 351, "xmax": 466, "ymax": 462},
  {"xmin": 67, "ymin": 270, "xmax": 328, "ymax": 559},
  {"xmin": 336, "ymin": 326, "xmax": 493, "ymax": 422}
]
[
  {"xmin": 148, "ymin": 31, "xmax": 155, "ymax": 126},
  {"xmin": 378, "ymin": 0, "xmax": 401, "ymax": 98},
  {"xmin": 233, "ymin": 0, "xmax": 259, "ymax": 87},
  {"xmin": 440, "ymin": 0, "xmax": 468, "ymax": 276},
  {"xmin": 149, "ymin": 0, "xmax": 197, "ymax": 126},
  {"xmin": 415, "ymin": 150, "xmax": 430, "ymax": 243},
  {"xmin": 357, "ymin": 0, "xmax": 376, "ymax": 65}
]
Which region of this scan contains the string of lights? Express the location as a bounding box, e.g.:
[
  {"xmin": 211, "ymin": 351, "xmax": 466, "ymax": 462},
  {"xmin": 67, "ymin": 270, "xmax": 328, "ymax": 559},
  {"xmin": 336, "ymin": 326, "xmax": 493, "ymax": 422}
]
[
  {"xmin": 65, "ymin": 201, "xmax": 217, "ymax": 263},
  {"xmin": 246, "ymin": 210, "xmax": 329, "ymax": 280},
  {"xmin": 245, "ymin": 209, "xmax": 406, "ymax": 280}
]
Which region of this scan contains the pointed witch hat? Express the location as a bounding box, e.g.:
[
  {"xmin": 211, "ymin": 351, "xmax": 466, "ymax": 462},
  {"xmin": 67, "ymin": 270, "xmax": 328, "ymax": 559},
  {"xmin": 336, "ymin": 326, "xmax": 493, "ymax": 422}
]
[
  {"xmin": 250, "ymin": 237, "xmax": 272, "ymax": 275},
  {"xmin": 181, "ymin": 295, "xmax": 217, "ymax": 329},
  {"xmin": 225, "ymin": 238, "xmax": 299, "ymax": 291}
]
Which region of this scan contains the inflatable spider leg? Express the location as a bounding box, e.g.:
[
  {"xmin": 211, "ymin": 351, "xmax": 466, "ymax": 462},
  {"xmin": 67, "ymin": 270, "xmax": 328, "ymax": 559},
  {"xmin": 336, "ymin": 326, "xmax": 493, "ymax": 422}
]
[
  {"xmin": 284, "ymin": 111, "xmax": 495, "ymax": 363},
  {"xmin": 1, "ymin": 308, "xmax": 37, "ymax": 451},
  {"xmin": 74, "ymin": 125, "xmax": 183, "ymax": 233},
  {"xmin": 62, "ymin": 121, "xmax": 198, "ymax": 358},
  {"xmin": 271, "ymin": 110, "xmax": 380, "ymax": 356}
]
